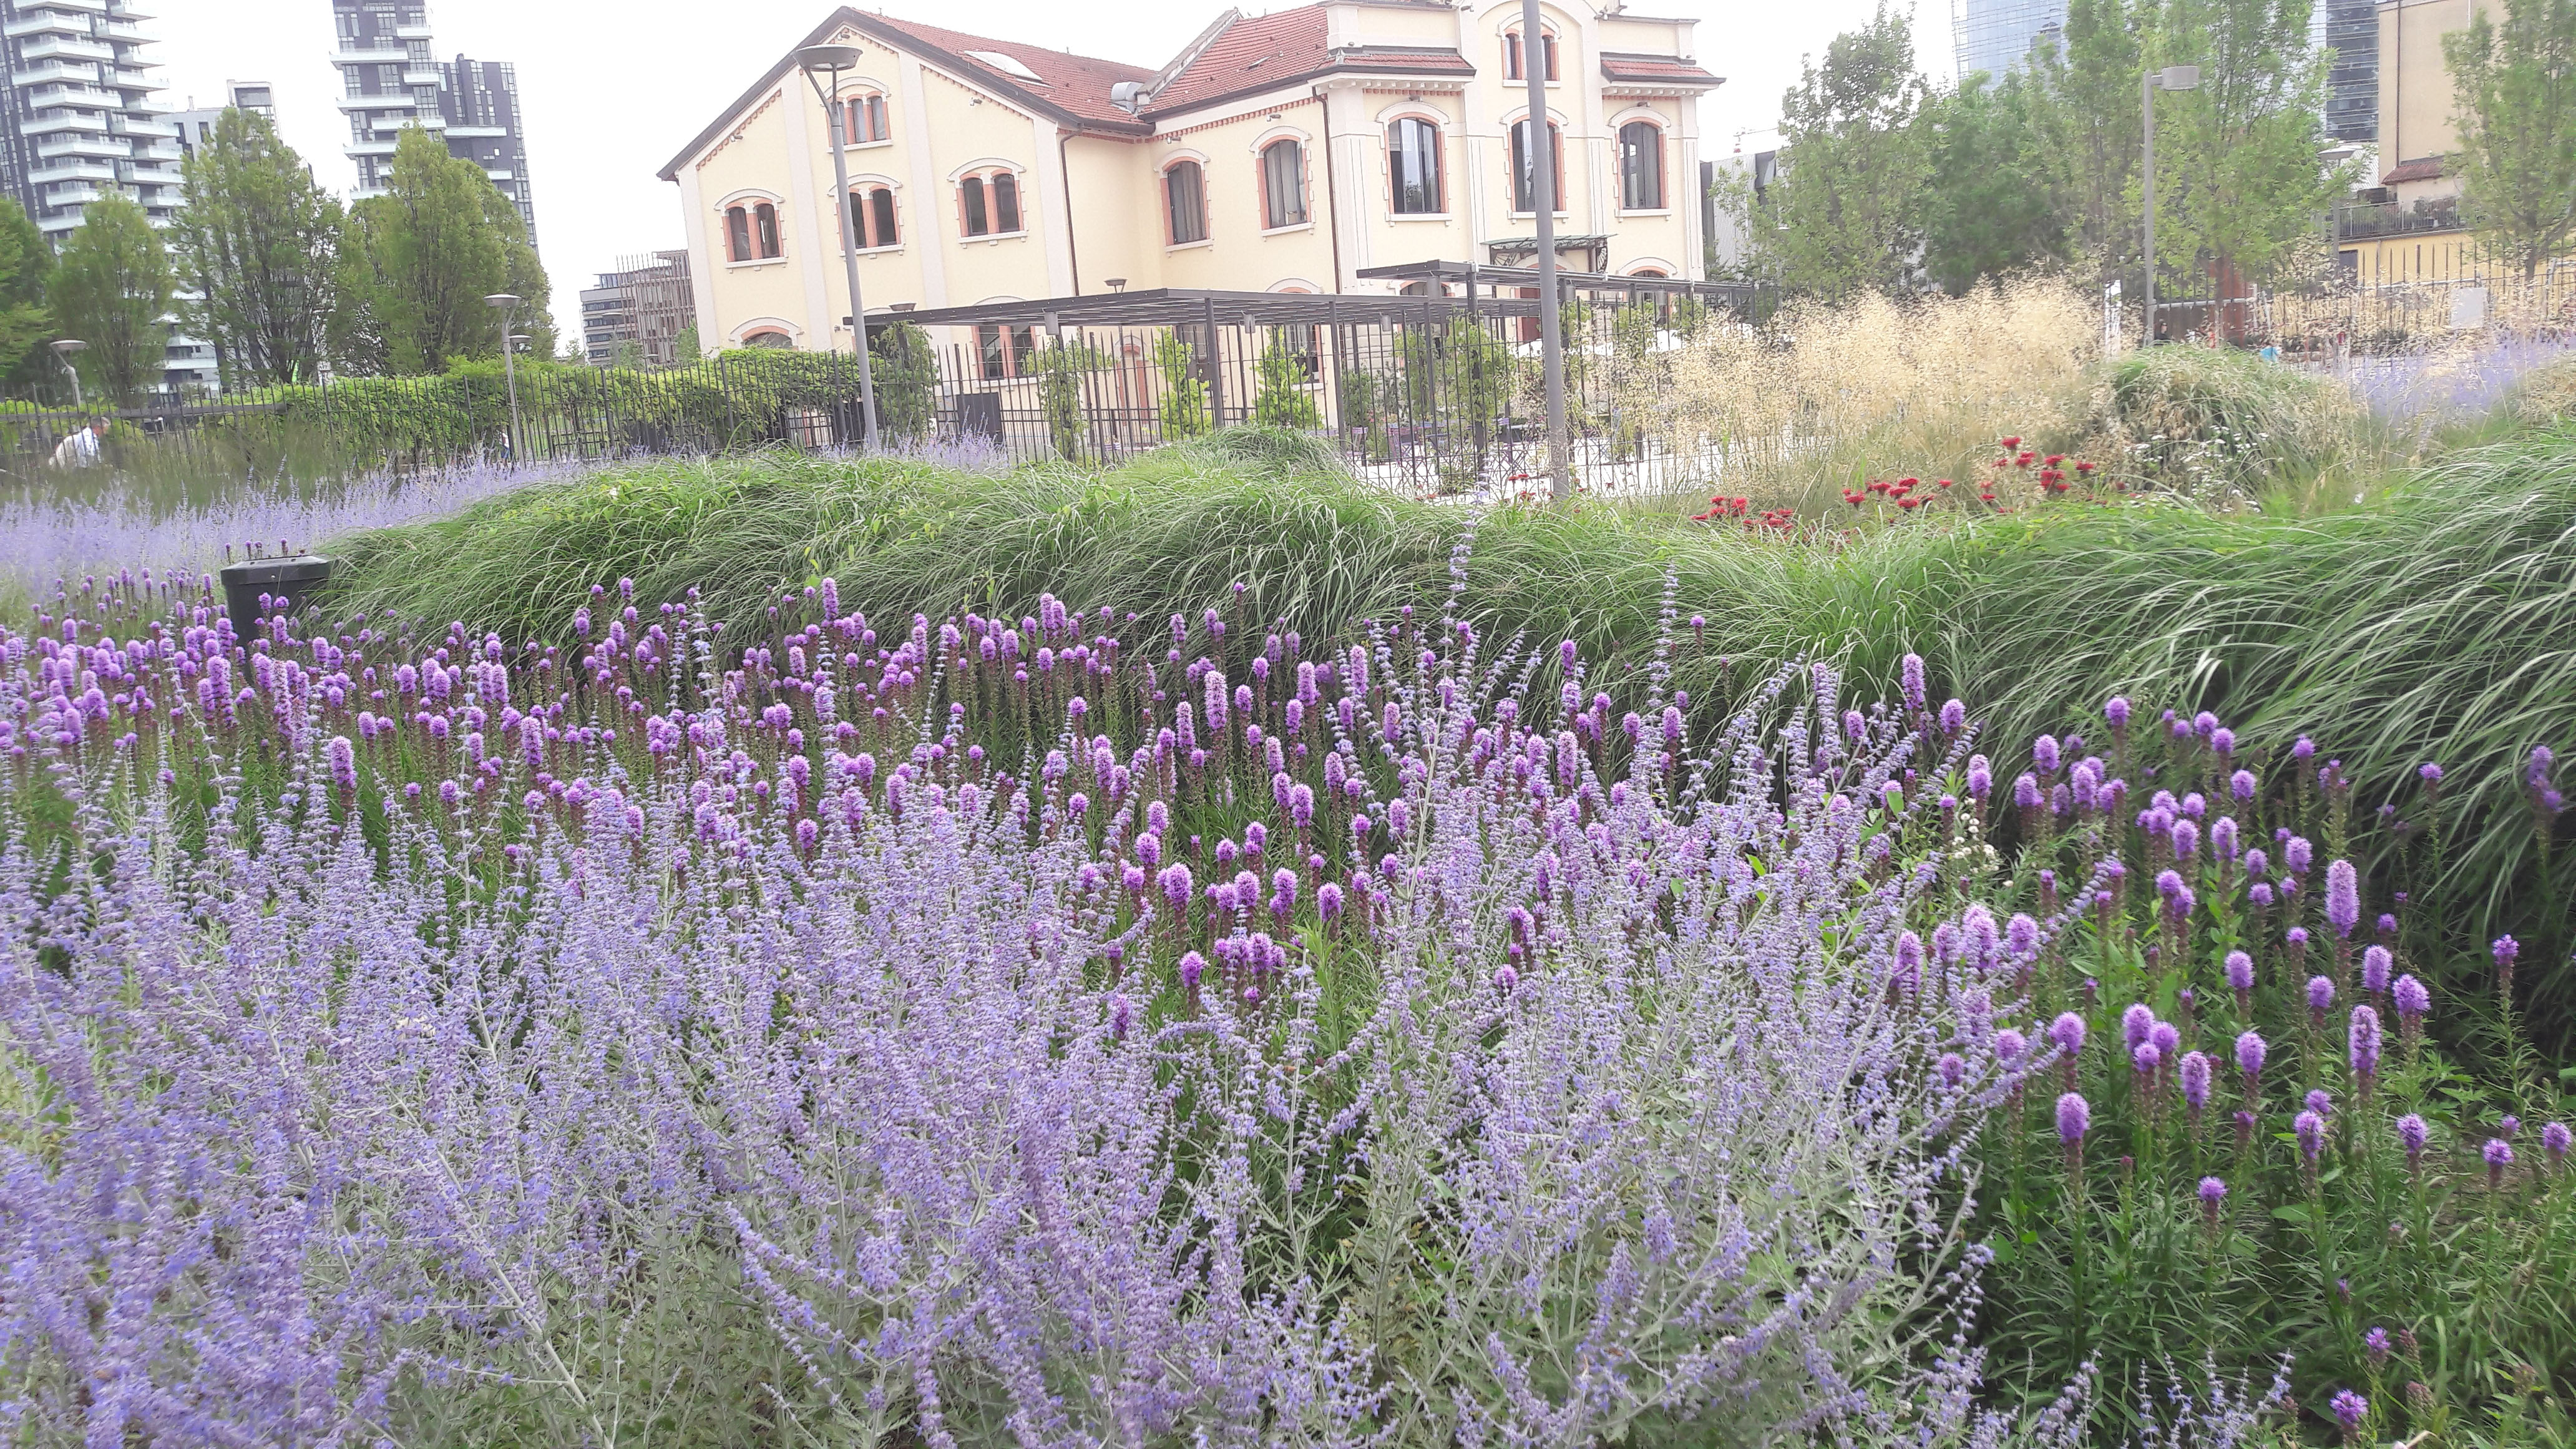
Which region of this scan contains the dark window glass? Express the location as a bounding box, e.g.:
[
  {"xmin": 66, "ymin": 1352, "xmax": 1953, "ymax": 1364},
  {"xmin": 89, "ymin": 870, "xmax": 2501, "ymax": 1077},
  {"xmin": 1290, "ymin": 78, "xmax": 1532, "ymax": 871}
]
[
  {"xmin": 1510, "ymin": 120, "xmax": 1562, "ymax": 213},
  {"xmin": 870, "ymin": 187, "xmax": 898, "ymax": 246},
  {"xmin": 1387, "ymin": 119, "xmax": 1442, "ymax": 215},
  {"xmin": 978, "ymin": 323, "xmax": 1007, "ymax": 379},
  {"xmin": 962, "ymin": 175, "xmax": 989, "ymax": 236},
  {"xmin": 1262, "ymin": 140, "xmax": 1305, "ymax": 228},
  {"xmin": 1166, "ymin": 161, "xmax": 1207, "ymax": 243},
  {"xmin": 753, "ymin": 202, "xmax": 781, "ymax": 257},
  {"xmin": 1619, "ymin": 121, "xmax": 1663, "ymax": 210},
  {"xmin": 726, "ymin": 205, "xmax": 751, "ymax": 261},
  {"xmin": 993, "ymin": 172, "xmax": 1021, "ymax": 233}
]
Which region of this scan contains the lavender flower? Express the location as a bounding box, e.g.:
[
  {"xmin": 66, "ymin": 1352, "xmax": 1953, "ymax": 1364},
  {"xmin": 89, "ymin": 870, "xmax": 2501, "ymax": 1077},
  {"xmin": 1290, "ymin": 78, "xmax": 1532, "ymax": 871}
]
[
  {"xmin": 2330, "ymin": 1388, "xmax": 2367, "ymax": 1439},
  {"xmin": 2235, "ymin": 1030, "xmax": 2266, "ymax": 1095},
  {"xmin": 2361, "ymin": 944, "xmax": 2391, "ymax": 996},
  {"xmin": 2297, "ymin": 1111, "xmax": 2327, "ymax": 1163},
  {"xmin": 2486, "ymin": 1138, "xmax": 2515, "ymax": 1190},
  {"xmin": 2198, "ymin": 1175, "xmax": 2227, "ymax": 1228},
  {"xmin": 2179, "ymin": 1051, "xmax": 2212, "ymax": 1118},
  {"xmin": 2348, "ymin": 1005, "xmax": 2382, "ymax": 1090},
  {"xmin": 2325, "ymin": 859, "xmax": 2360, "ymax": 939}
]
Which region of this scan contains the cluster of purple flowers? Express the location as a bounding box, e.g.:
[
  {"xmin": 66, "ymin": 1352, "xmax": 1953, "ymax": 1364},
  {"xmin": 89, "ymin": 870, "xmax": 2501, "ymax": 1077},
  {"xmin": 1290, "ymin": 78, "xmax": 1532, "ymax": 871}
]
[{"xmin": 0, "ymin": 570, "xmax": 2124, "ymax": 1445}]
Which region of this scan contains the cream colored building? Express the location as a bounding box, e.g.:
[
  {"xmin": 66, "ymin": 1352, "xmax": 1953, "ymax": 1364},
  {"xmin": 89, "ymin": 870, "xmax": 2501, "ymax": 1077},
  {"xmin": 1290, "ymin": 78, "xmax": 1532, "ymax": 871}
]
[
  {"xmin": 656, "ymin": 1, "xmax": 1720, "ymax": 358},
  {"xmin": 2339, "ymin": 0, "xmax": 2491, "ymax": 284}
]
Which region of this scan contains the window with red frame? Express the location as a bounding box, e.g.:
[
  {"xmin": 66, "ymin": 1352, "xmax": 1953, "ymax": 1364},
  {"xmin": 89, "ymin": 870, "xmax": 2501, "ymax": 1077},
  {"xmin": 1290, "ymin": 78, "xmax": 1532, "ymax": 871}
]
[
  {"xmin": 848, "ymin": 186, "xmax": 898, "ymax": 249},
  {"xmin": 977, "ymin": 323, "xmax": 1037, "ymax": 379},
  {"xmin": 1502, "ymin": 29, "xmax": 1558, "ymax": 81},
  {"xmin": 724, "ymin": 202, "xmax": 783, "ymax": 261},
  {"xmin": 839, "ymin": 92, "xmax": 887, "ymax": 145},
  {"xmin": 1508, "ymin": 119, "xmax": 1563, "ymax": 213},
  {"xmin": 1166, "ymin": 160, "xmax": 1208, "ymax": 244},
  {"xmin": 960, "ymin": 170, "xmax": 1022, "ymax": 237}
]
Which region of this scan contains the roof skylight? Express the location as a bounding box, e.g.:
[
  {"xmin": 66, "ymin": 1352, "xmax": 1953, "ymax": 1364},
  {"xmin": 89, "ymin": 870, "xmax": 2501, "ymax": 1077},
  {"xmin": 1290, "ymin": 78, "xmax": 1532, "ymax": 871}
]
[{"xmin": 965, "ymin": 50, "xmax": 1046, "ymax": 83}]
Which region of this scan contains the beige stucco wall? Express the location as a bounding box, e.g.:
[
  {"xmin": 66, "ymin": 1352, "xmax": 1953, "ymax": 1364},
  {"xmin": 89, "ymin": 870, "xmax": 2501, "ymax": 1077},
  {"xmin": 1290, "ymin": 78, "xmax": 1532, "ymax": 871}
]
[{"xmin": 2376, "ymin": 0, "xmax": 2489, "ymax": 168}]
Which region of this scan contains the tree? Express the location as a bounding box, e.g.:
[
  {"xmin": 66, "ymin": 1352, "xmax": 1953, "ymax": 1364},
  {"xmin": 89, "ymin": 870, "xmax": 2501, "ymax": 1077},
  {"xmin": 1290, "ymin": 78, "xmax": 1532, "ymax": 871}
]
[
  {"xmin": 2444, "ymin": 0, "xmax": 2576, "ymax": 279},
  {"xmin": 51, "ymin": 194, "xmax": 173, "ymax": 406},
  {"xmin": 1919, "ymin": 69, "xmax": 2070, "ymax": 293},
  {"xmin": 1722, "ymin": 6, "xmax": 1930, "ymax": 298},
  {"xmin": 172, "ymin": 108, "xmax": 342, "ymax": 389},
  {"xmin": 2025, "ymin": 0, "xmax": 2155, "ymax": 288},
  {"xmin": 333, "ymin": 126, "xmax": 550, "ymax": 375},
  {"xmin": 0, "ymin": 198, "xmax": 54, "ymax": 389},
  {"xmin": 2144, "ymin": 0, "xmax": 2354, "ymax": 303}
]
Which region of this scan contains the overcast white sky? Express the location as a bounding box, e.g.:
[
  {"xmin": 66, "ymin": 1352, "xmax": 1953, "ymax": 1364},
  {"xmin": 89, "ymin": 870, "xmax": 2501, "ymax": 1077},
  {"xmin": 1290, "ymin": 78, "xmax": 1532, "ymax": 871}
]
[{"xmin": 157, "ymin": 0, "xmax": 1954, "ymax": 343}]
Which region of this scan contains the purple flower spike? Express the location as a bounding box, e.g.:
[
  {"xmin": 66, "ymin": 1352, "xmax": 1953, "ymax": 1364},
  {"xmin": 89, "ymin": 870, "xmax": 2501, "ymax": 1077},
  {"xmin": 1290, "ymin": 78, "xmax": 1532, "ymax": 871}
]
[
  {"xmin": 2398, "ymin": 1113, "xmax": 2430, "ymax": 1164},
  {"xmin": 2325, "ymin": 859, "xmax": 2360, "ymax": 939},
  {"xmin": 2132, "ymin": 1042, "xmax": 2162, "ymax": 1076},
  {"xmin": 2296, "ymin": 1111, "xmax": 2326, "ymax": 1162},
  {"xmin": 2542, "ymin": 1121, "xmax": 2571, "ymax": 1166},
  {"xmin": 2049, "ymin": 1011, "xmax": 2087, "ymax": 1057},
  {"xmin": 1996, "ymin": 1029, "xmax": 2027, "ymax": 1067},
  {"xmin": 2307, "ymin": 975, "xmax": 2336, "ymax": 1015},
  {"xmin": 2122, "ymin": 1002, "xmax": 2155, "ymax": 1052},
  {"xmin": 2330, "ymin": 1389, "xmax": 2367, "ymax": 1436},
  {"xmin": 2486, "ymin": 1138, "xmax": 2515, "ymax": 1189},
  {"xmin": 2361, "ymin": 945, "xmax": 2391, "ymax": 995},
  {"xmin": 2197, "ymin": 1175, "xmax": 2227, "ymax": 1227},
  {"xmin": 2057, "ymin": 1092, "xmax": 2090, "ymax": 1144},
  {"xmin": 2393, "ymin": 973, "xmax": 2429, "ymax": 1020},
  {"xmin": 2235, "ymin": 1030, "xmax": 2267, "ymax": 1090},
  {"xmin": 2348, "ymin": 1005, "xmax": 2382, "ymax": 1085},
  {"xmin": 2180, "ymin": 1051, "xmax": 2212, "ymax": 1114},
  {"xmin": 2225, "ymin": 950, "xmax": 2254, "ymax": 993},
  {"xmin": 2105, "ymin": 696, "xmax": 2131, "ymax": 728},
  {"xmin": 2364, "ymin": 1327, "xmax": 2391, "ymax": 1367}
]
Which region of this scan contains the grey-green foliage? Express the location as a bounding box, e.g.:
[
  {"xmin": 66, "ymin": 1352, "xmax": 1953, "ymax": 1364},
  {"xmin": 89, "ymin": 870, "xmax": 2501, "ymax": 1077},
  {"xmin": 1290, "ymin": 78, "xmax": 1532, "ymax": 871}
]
[
  {"xmin": 51, "ymin": 193, "xmax": 174, "ymax": 406},
  {"xmin": 0, "ymin": 198, "xmax": 52, "ymax": 391},
  {"xmin": 2089, "ymin": 345, "xmax": 2363, "ymax": 498}
]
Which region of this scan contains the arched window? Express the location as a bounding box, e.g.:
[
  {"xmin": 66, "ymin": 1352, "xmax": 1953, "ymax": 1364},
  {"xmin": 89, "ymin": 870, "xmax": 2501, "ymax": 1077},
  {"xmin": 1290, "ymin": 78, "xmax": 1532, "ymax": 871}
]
[
  {"xmin": 1166, "ymin": 160, "xmax": 1208, "ymax": 244},
  {"xmin": 1260, "ymin": 139, "xmax": 1307, "ymax": 229},
  {"xmin": 726, "ymin": 202, "xmax": 783, "ymax": 261},
  {"xmin": 959, "ymin": 170, "xmax": 1023, "ymax": 237},
  {"xmin": 743, "ymin": 329, "xmax": 794, "ymax": 348},
  {"xmin": 753, "ymin": 201, "xmax": 782, "ymax": 258},
  {"xmin": 839, "ymin": 92, "xmax": 888, "ymax": 145},
  {"xmin": 849, "ymin": 185, "xmax": 899, "ymax": 249},
  {"xmin": 1503, "ymin": 27, "xmax": 1558, "ymax": 81},
  {"xmin": 1618, "ymin": 121, "xmax": 1664, "ymax": 210},
  {"xmin": 1387, "ymin": 117, "xmax": 1443, "ymax": 215},
  {"xmin": 1509, "ymin": 120, "xmax": 1563, "ymax": 214}
]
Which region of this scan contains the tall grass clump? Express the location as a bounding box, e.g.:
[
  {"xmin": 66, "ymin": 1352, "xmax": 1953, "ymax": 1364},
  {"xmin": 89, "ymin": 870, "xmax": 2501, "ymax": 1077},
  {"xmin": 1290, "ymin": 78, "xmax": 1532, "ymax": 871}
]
[
  {"xmin": 1, "ymin": 562, "xmax": 2252, "ymax": 1446},
  {"xmin": 1657, "ymin": 276, "xmax": 2100, "ymax": 511},
  {"xmin": 2086, "ymin": 346, "xmax": 2373, "ymax": 506}
]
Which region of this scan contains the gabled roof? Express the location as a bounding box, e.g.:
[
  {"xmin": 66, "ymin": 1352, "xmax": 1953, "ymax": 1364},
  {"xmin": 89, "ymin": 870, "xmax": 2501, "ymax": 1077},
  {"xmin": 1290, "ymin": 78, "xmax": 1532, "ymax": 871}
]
[
  {"xmin": 2380, "ymin": 156, "xmax": 2447, "ymax": 185},
  {"xmin": 1599, "ymin": 52, "xmax": 1722, "ymax": 87},
  {"xmin": 1138, "ymin": 2, "xmax": 1475, "ymax": 119},
  {"xmin": 657, "ymin": 6, "xmax": 1154, "ymax": 179}
]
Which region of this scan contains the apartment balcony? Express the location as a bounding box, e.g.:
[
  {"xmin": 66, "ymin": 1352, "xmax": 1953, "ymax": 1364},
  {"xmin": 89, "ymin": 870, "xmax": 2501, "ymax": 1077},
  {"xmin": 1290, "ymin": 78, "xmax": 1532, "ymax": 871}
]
[
  {"xmin": 16, "ymin": 33, "xmax": 113, "ymax": 64},
  {"xmin": 29, "ymin": 83, "xmax": 122, "ymax": 109},
  {"xmin": 334, "ymin": 44, "xmax": 408, "ymax": 64},
  {"xmin": 43, "ymin": 183, "xmax": 104, "ymax": 205},
  {"xmin": 36, "ymin": 134, "xmax": 126, "ymax": 160},
  {"xmin": 105, "ymin": 0, "xmax": 154, "ymax": 19},
  {"xmin": 2, "ymin": 11, "xmax": 86, "ymax": 38},
  {"xmin": 446, "ymin": 124, "xmax": 505, "ymax": 139},
  {"xmin": 129, "ymin": 159, "xmax": 180, "ymax": 182},
  {"xmin": 44, "ymin": 0, "xmax": 107, "ymax": 13},
  {"xmin": 26, "ymin": 160, "xmax": 117, "ymax": 186},
  {"xmin": 107, "ymin": 64, "xmax": 158, "ymax": 92},
  {"xmin": 402, "ymin": 66, "xmax": 442, "ymax": 85},
  {"xmin": 99, "ymin": 17, "xmax": 143, "ymax": 40},
  {"xmin": 2333, "ymin": 200, "xmax": 2464, "ymax": 242},
  {"xmin": 12, "ymin": 59, "xmax": 99, "ymax": 87},
  {"xmin": 115, "ymin": 116, "xmax": 175, "ymax": 138},
  {"xmin": 335, "ymin": 92, "xmax": 426, "ymax": 113},
  {"xmin": 393, "ymin": 22, "xmax": 433, "ymax": 38}
]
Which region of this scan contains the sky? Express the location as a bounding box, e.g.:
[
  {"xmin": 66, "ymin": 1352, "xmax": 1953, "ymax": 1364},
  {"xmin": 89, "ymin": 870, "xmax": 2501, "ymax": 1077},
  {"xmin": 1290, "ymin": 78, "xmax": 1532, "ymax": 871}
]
[{"xmin": 157, "ymin": 0, "xmax": 1955, "ymax": 344}]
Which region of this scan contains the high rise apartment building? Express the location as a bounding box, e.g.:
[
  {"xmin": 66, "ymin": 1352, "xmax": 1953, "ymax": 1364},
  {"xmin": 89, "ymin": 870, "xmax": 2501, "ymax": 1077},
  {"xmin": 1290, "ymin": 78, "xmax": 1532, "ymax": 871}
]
[
  {"xmin": 170, "ymin": 79, "xmax": 275, "ymax": 162},
  {"xmin": 0, "ymin": 0, "xmax": 178, "ymax": 238},
  {"xmin": 330, "ymin": 1, "xmax": 537, "ymax": 242}
]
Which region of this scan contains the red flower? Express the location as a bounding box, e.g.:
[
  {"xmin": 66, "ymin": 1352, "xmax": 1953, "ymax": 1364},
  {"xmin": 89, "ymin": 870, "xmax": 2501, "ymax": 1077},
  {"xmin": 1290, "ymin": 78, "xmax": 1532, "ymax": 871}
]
[
  {"xmin": 2000, "ymin": 436, "xmax": 2022, "ymax": 449},
  {"xmin": 2075, "ymin": 460, "xmax": 2097, "ymax": 474},
  {"xmin": 1935, "ymin": 478, "xmax": 1954, "ymax": 489},
  {"xmin": 1898, "ymin": 496, "xmax": 1921, "ymax": 510},
  {"xmin": 2043, "ymin": 454, "xmax": 2065, "ymax": 466}
]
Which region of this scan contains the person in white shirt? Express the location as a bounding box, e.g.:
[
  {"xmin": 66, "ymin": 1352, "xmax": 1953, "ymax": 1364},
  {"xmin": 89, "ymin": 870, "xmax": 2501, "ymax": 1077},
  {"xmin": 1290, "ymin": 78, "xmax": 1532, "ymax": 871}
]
[{"xmin": 49, "ymin": 417, "xmax": 107, "ymax": 468}]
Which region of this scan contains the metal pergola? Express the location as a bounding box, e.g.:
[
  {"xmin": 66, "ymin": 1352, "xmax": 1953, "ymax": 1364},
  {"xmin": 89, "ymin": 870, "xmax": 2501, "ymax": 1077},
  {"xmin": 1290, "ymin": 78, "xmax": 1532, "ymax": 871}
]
[{"xmin": 866, "ymin": 271, "xmax": 1762, "ymax": 334}]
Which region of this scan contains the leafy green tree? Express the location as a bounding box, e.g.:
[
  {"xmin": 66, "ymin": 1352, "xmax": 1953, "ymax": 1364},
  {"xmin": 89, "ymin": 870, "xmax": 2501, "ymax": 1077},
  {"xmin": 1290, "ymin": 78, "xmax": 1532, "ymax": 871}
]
[
  {"xmin": 1919, "ymin": 69, "xmax": 2069, "ymax": 294},
  {"xmin": 2144, "ymin": 0, "xmax": 2354, "ymax": 302},
  {"xmin": 868, "ymin": 321, "xmax": 940, "ymax": 439},
  {"xmin": 2444, "ymin": 0, "xmax": 2576, "ymax": 279},
  {"xmin": 51, "ymin": 194, "xmax": 173, "ymax": 406},
  {"xmin": 2025, "ymin": 0, "xmax": 2154, "ymax": 288},
  {"xmin": 0, "ymin": 197, "xmax": 54, "ymax": 388},
  {"xmin": 1154, "ymin": 331, "xmax": 1211, "ymax": 438},
  {"xmin": 172, "ymin": 108, "xmax": 342, "ymax": 388},
  {"xmin": 1722, "ymin": 6, "xmax": 1930, "ymax": 298},
  {"xmin": 333, "ymin": 126, "xmax": 550, "ymax": 375}
]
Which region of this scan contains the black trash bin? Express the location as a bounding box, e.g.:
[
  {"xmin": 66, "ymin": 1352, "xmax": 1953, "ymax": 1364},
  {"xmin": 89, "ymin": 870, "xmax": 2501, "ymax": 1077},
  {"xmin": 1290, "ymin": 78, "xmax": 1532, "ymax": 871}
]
[{"xmin": 218, "ymin": 555, "xmax": 334, "ymax": 645}]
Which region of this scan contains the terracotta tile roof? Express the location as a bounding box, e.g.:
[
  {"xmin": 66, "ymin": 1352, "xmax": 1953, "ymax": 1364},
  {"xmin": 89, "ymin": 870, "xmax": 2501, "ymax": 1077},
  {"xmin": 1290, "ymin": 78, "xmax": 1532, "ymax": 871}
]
[
  {"xmin": 1144, "ymin": 6, "xmax": 1331, "ymax": 114},
  {"xmin": 2380, "ymin": 157, "xmax": 2447, "ymax": 184},
  {"xmin": 1599, "ymin": 52, "xmax": 1722, "ymax": 87},
  {"xmin": 866, "ymin": 13, "xmax": 1158, "ymax": 129},
  {"xmin": 1141, "ymin": 4, "xmax": 1471, "ymax": 117}
]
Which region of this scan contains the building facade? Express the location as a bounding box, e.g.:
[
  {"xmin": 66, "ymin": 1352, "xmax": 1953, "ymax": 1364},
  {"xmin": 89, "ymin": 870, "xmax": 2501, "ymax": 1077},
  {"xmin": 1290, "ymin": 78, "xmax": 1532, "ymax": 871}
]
[
  {"xmin": 1951, "ymin": 0, "xmax": 2062, "ymax": 82},
  {"xmin": 330, "ymin": 1, "xmax": 537, "ymax": 240},
  {"xmin": 0, "ymin": 0, "xmax": 178, "ymax": 238},
  {"xmin": 2332, "ymin": 0, "xmax": 2491, "ymax": 283},
  {"xmin": 580, "ymin": 250, "xmax": 696, "ymax": 368},
  {"xmin": 170, "ymin": 80, "xmax": 276, "ymax": 163},
  {"xmin": 658, "ymin": 0, "xmax": 1717, "ymax": 357}
]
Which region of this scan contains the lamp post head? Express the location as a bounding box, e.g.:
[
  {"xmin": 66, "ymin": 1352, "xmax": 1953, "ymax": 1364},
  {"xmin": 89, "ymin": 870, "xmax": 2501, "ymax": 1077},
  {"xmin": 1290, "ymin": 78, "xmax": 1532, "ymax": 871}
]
[
  {"xmin": 484, "ymin": 293, "xmax": 521, "ymax": 310},
  {"xmin": 50, "ymin": 338, "xmax": 86, "ymax": 355},
  {"xmin": 2155, "ymin": 65, "xmax": 2200, "ymax": 90},
  {"xmin": 796, "ymin": 43, "xmax": 862, "ymax": 74}
]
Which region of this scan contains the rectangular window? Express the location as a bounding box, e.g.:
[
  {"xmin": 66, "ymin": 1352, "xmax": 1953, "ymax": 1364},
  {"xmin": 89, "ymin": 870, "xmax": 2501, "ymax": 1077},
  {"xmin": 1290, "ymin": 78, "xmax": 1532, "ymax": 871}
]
[
  {"xmin": 1619, "ymin": 122, "xmax": 1663, "ymax": 210},
  {"xmin": 962, "ymin": 176, "xmax": 989, "ymax": 236},
  {"xmin": 993, "ymin": 173, "xmax": 1021, "ymax": 233},
  {"xmin": 1166, "ymin": 163, "xmax": 1207, "ymax": 244},
  {"xmin": 1510, "ymin": 120, "xmax": 1563, "ymax": 214},
  {"xmin": 726, "ymin": 207, "xmax": 752, "ymax": 262},
  {"xmin": 1388, "ymin": 119, "xmax": 1442, "ymax": 215},
  {"xmin": 1262, "ymin": 142, "xmax": 1305, "ymax": 228}
]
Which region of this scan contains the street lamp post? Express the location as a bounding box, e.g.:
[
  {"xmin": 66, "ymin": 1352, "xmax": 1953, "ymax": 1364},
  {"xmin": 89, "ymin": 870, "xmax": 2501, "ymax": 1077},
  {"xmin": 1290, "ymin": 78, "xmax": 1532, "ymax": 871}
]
[
  {"xmin": 1520, "ymin": 0, "xmax": 1568, "ymax": 500},
  {"xmin": 49, "ymin": 339, "xmax": 87, "ymax": 409},
  {"xmin": 797, "ymin": 41, "xmax": 882, "ymax": 451},
  {"xmin": 483, "ymin": 293, "xmax": 526, "ymax": 462},
  {"xmin": 2141, "ymin": 64, "xmax": 2198, "ymax": 348}
]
